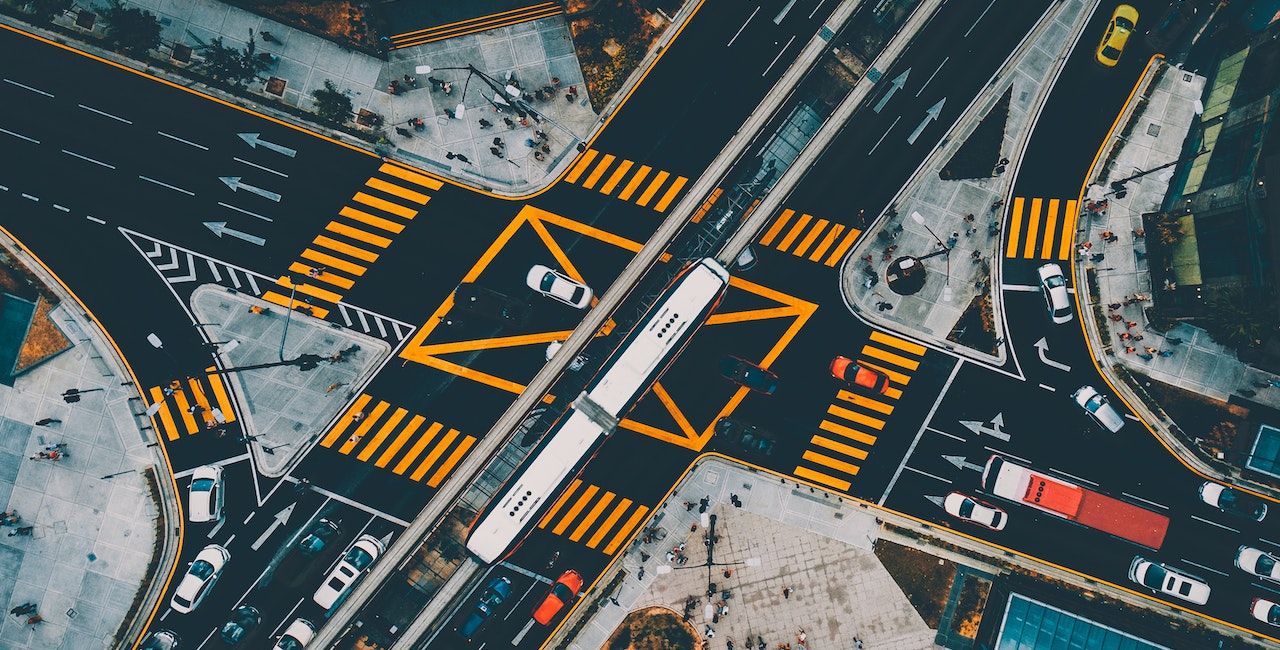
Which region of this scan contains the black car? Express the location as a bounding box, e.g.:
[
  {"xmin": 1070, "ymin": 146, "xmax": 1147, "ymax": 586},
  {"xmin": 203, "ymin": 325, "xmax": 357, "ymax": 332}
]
[
  {"xmin": 454, "ymin": 283, "xmax": 530, "ymax": 325},
  {"xmin": 218, "ymin": 605, "xmax": 260, "ymax": 645},
  {"xmin": 298, "ymin": 518, "xmax": 341, "ymax": 555},
  {"xmin": 718, "ymin": 356, "xmax": 779, "ymax": 395},
  {"xmin": 715, "ymin": 418, "xmax": 775, "ymax": 456},
  {"xmin": 1199, "ymin": 481, "xmax": 1268, "ymax": 521}
]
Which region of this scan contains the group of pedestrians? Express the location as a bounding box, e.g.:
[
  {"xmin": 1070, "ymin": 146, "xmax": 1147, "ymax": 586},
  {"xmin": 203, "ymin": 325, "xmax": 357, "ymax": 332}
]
[
  {"xmin": 2, "ymin": 510, "xmax": 32, "ymax": 537},
  {"xmin": 28, "ymin": 442, "xmax": 68, "ymax": 462}
]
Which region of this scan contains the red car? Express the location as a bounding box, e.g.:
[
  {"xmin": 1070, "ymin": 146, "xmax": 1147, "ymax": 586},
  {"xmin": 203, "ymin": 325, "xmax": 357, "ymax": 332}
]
[
  {"xmin": 533, "ymin": 570, "xmax": 583, "ymax": 625},
  {"xmin": 830, "ymin": 356, "xmax": 889, "ymax": 394}
]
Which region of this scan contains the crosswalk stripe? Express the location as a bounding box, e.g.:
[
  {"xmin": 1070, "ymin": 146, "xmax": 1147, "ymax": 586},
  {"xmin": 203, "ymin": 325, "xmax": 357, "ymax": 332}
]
[
  {"xmin": 819, "ymin": 419, "xmax": 878, "ymax": 446},
  {"xmin": 835, "ymin": 389, "xmax": 894, "ymax": 415},
  {"xmin": 301, "ymin": 248, "xmax": 367, "ymax": 276},
  {"xmin": 321, "ymin": 394, "xmax": 373, "ymax": 447},
  {"xmin": 635, "ymin": 171, "xmax": 670, "ymax": 207},
  {"xmin": 352, "ymin": 192, "xmax": 417, "ymax": 219},
  {"xmin": 807, "ymin": 223, "xmax": 845, "ymax": 261},
  {"xmin": 289, "ymin": 262, "xmax": 356, "ymax": 289},
  {"xmin": 339, "ymin": 206, "xmax": 405, "ymax": 234},
  {"xmin": 860, "ymin": 344, "xmax": 920, "ymax": 371},
  {"xmin": 811, "ymin": 435, "xmax": 869, "ymax": 460},
  {"xmin": 794, "ymin": 466, "xmax": 851, "ymax": 492},
  {"xmin": 392, "ymin": 422, "xmax": 443, "ymax": 475},
  {"xmin": 552, "ymin": 485, "xmax": 600, "ymax": 535},
  {"xmin": 869, "ymin": 330, "xmax": 926, "ymax": 356},
  {"xmin": 691, "ymin": 188, "xmax": 722, "ymax": 224},
  {"xmin": 279, "ymin": 275, "xmax": 344, "ymax": 304},
  {"xmin": 205, "ymin": 369, "xmax": 236, "ymax": 421},
  {"xmin": 366, "ymin": 177, "xmax": 429, "ymax": 204},
  {"xmin": 325, "ymin": 221, "xmax": 393, "ymax": 248},
  {"xmin": 427, "ymin": 435, "xmax": 475, "ymax": 488},
  {"xmin": 759, "ymin": 209, "xmax": 794, "ymax": 246},
  {"xmin": 539, "ymin": 479, "xmax": 582, "ymax": 528},
  {"xmin": 375, "ymin": 415, "xmax": 426, "ymax": 468},
  {"xmin": 803, "ymin": 450, "xmax": 860, "ymax": 475},
  {"xmin": 569, "ymin": 491, "xmax": 616, "ymax": 542},
  {"xmin": 617, "ymin": 165, "xmax": 652, "ymax": 201},
  {"xmin": 859, "ymin": 361, "xmax": 911, "ymax": 386},
  {"xmin": 599, "ymin": 160, "xmax": 633, "ymax": 195},
  {"xmin": 344, "ymin": 401, "xmax": 388, "ymax": 451},
  {"xmin": 586, "ymin": 498, "xmax": 633, "ymax": 549},
  {"xmin": 1057, "ymin": 200, "xmax": 1078, "ymax": 260},
  {"xmin": 653, "ymin": 176, "xmax": 688, "ymax": 212},
  {"xmin": 582, "ymin": 154, "xmax": 616, "ymax": 190},
  {"xmin": 602, "ymin": 505, "xmax": 649, "ymax": 555},
  {"xmin": 171, "ymin": 388, "xmax": 199, "ymax": 434},
  {"xmin": 565, "ymin": 149, "xmax": 599, "ymax": 184},
  {"xmin": 827, "ymin": 404, "xmax": 885, "ymax": 430},
  {"xmin": 149, "ymin": 387, "xmax": 180, "ymax": 441},
  {"xmin": 410, "ymin": 428, "xmax": 459, "ymax": 481},
  {"xmin": 791, "ymin": 218, "xmax": 829, "ymax": 257},
  {"xmin": 884, "ymin": 386, "xmax": 904, "ymax": 400},
  {"xmin": 356, "ymin": 407, "xmax": 407, "ymax": 460},
  {"xmin": 1039, "ymin": 198, "xmax": 1059, "ymax": 258},
  {"xmin": 825, "ymin": 228, "xmax": 862, "ymax": 266},
  {"xmin": 1005, "ymin": 196, "xmax": 1025, "ymax": 258},
  {"xmin": 1022, "ymin": 198, "xmax": 1042, "ymax": 258},
  {"xmin": 776, "ymin": 213, "xmax": 813, "ymax": 252},
  {"xmin": 312, "ymin": 235, "xmax": 376, "ymax": 262},
  {"xmin": 378, "ymin": 163, "xmax": 443, "ymax": 190}
]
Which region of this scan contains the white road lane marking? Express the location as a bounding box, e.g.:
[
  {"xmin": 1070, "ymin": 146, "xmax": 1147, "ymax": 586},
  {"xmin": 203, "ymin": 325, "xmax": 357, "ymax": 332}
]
[
  {"xmin": 1038, "ymin": 383, "xmax": 1055, "ymax": 392},
  {"xmin": 904, "ymin": 465, "xmax": 952, "ymax": 484},
  {"xmin": 85, "ymin": 215, "xmax": 106, "ymax": 224},
  {"xmin": 880, "ymin": 361, "xmax": 964, "ymax": 504},
  {"xmin": 217, "ymin": 201, "xmax": 273, "ymax": 222},
  {"xmin": 1048, "ymin": 468, "xmax": 1098, "ymax": 487},
  {"xmin": 61, "ymin": 149, "xmax": 116, "ymax": 169},
  {"xmin": 762, "ymin": 35, "xmax": 797, "ymax": 77},
  {"xmin": 1191, "ymin": 515, "xmax": 1240, "ymax": 533},
  {"xmin": 729, "ymin": 5, "xmax": 760, "ymax": 46},
  {"xmin": 1181, "ymin": 559, "xmax": 1228, "ymax": 577},
  {"xmin": 21, "ymin": 193, "xmax": 38, "ymax": 201},
  {"xmin": 234, "ymin": 156, "xmax": 288, "ymax": 178},
  {"xmin": 3, "ymin": 78, "xmax": 54, "ymax": 97},
  {"xmin": 965, "ymin": 0, "xmax": 998, "ymax": 38},
  {"xmin": 868, "ymin": 115, "xmax": 902, "ymax": 155},
  {"xmin": 926, "ymin": 426, "xmax": 965, "ymax": 442},
  {"xmin": 157, "ymin": 130, "xmax": 210, "ymax": 150},
  {"xmin": 53, "ymin": 204, "xmax": 70, "ymax": 212},
  {"xmin": 138, "ymin": 175, "xmax": 195, "ymax": 196},
  {"xmin": 78, "ymin": 103, "xmax": 133, "ymax": 124},
  {"xmin": 916, "ymin": 56, "xmax": 948, "ymax": 97},
  {"xmin": 984, "ymin": 447, "xmax": 1032, "ymax": 465},
  {"xmin": 0, "ymin": 127, "xmax": 39, "ymax": 144},
  {"xmin": 1122, "ymin": 492, "xmax": 1169, "ymax": 510}
]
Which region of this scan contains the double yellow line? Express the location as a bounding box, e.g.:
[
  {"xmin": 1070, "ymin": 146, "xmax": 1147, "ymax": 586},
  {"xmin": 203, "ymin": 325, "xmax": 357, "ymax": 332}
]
[{"xmin": 390, "ymin": 3, "xmax": 564, "ymax": 49}]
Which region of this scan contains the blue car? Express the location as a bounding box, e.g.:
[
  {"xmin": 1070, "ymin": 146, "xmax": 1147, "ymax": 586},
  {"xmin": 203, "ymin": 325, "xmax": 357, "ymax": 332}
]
[{"xmin": 458, "ymin": 576, "xmax": 512, "ymax": 641}]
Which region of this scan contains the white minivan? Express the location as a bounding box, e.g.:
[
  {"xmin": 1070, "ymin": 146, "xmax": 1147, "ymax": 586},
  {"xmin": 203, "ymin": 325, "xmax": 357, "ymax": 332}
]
[
  {"xmin": 313, "ymin": 534, "xmax": 385, "ymax": 609},
  {"xmin": 188, "ymin": 465, "xmax": 224, "ymax": 523}
]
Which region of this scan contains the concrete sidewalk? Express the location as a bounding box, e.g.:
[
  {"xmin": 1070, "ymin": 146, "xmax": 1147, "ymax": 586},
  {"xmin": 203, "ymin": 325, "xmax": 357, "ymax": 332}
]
[
  {"xmin": 840, "ymin": 0, "xmax": 1094, "ymax": 360},
  {"xmin": 0, "ymin": 239, "xmax": 169, "ymax": 650},
  {"xmin": 555, "ymin": 458, "xmax": 940, "ymax": 650}
]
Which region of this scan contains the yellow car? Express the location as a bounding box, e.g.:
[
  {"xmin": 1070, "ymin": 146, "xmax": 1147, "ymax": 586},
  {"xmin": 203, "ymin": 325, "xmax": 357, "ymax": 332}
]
[{"xmin": 1096, "ymin": 4, "xmax": 1139, "ymax": 67}]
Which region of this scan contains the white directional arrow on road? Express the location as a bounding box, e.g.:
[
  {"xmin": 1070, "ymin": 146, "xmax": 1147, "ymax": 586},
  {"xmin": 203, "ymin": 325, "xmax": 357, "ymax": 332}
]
[
  {"xmin": 1034, "ymin": 337, "xmax": 1072, "ymax": 372},
  {"xmin": 959, "ymin": 413, "xmax": 1011, "ymax": 442},
  {"xmin": 907, "ymin": 97, "xmax": 946, "ymax": 144},
  {"xmin": 252, "ymin": 503, "xmax": 296, "ymax": 551},
  {"xmin": 873, "ymin": 68, "xmax": 910, "ymax": 114},
  {"xmin": 942, "ymin": 455, "xmax": 985, "ymax": 473},
  {"xmin": 237, "ymin": 132, "xmax": 297, "ymax": 158},
  {"xmin": 205, "ymin": 221, "xmax": 265, "ymax": 246},
  {"xmin": 220, "ymin": 176, "xmax": 282, "ymax": 202}
]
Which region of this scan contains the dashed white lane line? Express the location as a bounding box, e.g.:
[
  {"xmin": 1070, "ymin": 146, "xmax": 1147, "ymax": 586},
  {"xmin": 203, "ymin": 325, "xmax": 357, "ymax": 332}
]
[
  {"xmin": 1122, "ymin": 492, "xmax": 1169, "ymax": 510},
  {"xmin": 86, "ymin": 216, "xmax": 106, "ymax": 224},
  {"xmin": 1191, "ymin": 515, "xmax": 1240, "ymax": 534},
  {"xmin": 1038, "ymin": 383, "xmax": 1055, "ymax": 392},
  {"xmin": 0, "ymin": 127, "xmax": 39, "ymax": 144},
  {"xmin": 1048, "ymin": 467, "xmax": 1098, "ymax": 487},
  {"xmin": 20, "ymin": 193, "xmax": 38, "ymax": 202},
  {"xmin": 3, "ymin": 78, "xmax": 54, "ymax": 97},
  {"xmin": 904, "ymin": 465, "xmax": 952, "ymax": 484},
  {"xmin": 61, "ymin": 149, "xmax": 116, "ymax": 169},
  {"xmin": 762, "ymin": 35, "xmax": 796, "ymax": 77},
  {"xmin": 157, "ymin": 130, "xmax": 209, "ymax": 150},
  {"xmin": 138, "ymin": 175, "xmax": 195, "ymax": 196},
  {"xmin": 233, "ymin": 157, "xmax": 288, "ymax": 178},
  {"xmin": 217, "ymin": 201, "xmax": 273, "ymax": 222},
  {"xmin": 1180, "ymin": 559, "xmax": 1228, "ymax": 577},
  {"xmin": 78, "ymin": 103, "xmax": 133, "ymax": 124},
  {"xmin": 53, "ymin": 204, "xmax": 70, "ymax": 213}
]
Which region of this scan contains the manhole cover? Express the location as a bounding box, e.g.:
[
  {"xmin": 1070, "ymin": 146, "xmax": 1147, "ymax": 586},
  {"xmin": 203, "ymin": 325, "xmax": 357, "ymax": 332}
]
[{"xmin": 1146, "ymin": 123, "xmax": 1161, "ymax": 137}]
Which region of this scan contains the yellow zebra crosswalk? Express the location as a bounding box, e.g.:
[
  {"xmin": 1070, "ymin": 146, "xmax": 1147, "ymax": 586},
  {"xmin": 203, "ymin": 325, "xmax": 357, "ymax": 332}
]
[
  {"xmin": 792, "ymin": 331, "xmax": 927, "ymax": 492},
  {"xmin": 1003, "ymin": 196, "xmax": 1079, "ymax": 260},
  {"xmin": 389, "ymin": 3, "xmax": 563, "ymax": 49},
  {"xmin": 564, "ymin": 149, "xmax": 689, "ymax": 213},
  {"xmin": 757, "ymin": 209, "xmax": 862, "ymax": 267},
  {"xmin": 262, "ymin": 163, "xmax": 443, "ymax": 318},
  {"xmin": 148, "ymin": 367, "xmax": 238, "ymax": 441},
  {"xmin": 537, "ymin": 479, "xmax": 650, "ymax": 555},
  {"xmin": 319, "ymin": 394, "xmax": 476, "ymax": 488}
]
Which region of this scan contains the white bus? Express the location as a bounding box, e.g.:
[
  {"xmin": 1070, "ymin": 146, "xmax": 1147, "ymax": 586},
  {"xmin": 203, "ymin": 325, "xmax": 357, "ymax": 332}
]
[{"xmin": 465, "ymin": 258, "xmax": 731, "ymax": 563}]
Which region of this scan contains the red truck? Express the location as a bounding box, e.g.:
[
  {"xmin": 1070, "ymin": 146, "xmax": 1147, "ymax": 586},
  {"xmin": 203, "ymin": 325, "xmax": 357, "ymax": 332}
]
[{"xmin": 982, "ymin": 455, "xmax": 1169, "ymax": 549}]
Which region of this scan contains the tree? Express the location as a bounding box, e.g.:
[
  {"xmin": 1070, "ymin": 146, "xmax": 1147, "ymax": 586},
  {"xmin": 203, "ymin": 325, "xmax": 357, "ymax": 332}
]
[
  {"xmin": 200, "ymin": 36, "xmax": 272, "ymax": 88},
  {"xmin": 1201, "ymin": 287, "xmax": 1279, "ymax": 350},
  {"xmin": 28, "ymin": 0, "xmax": 72, "ymax": 24},
  {"xmin": 311, "ymin": 80, "xmax": 352, "ymax": 125},
  {"xmin": 101, "ymin": 1, "xmax": 161, "ymax": 57}
]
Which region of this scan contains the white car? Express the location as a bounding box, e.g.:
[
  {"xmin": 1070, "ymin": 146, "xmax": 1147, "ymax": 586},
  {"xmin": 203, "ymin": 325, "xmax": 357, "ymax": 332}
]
[
  {"xmin": 188, "ymin": 464, "xmax": 224, "ymax": 523},
  {"xmin": 1037, "ymin": 263, "xmax": 1073, "ymax": 324},
  {"xmin": 943, "ymin": 492, "xmax": 1007, "ymax": 530},
  {"xmin": 1199, "ymin": 481, "xmax": 1268, "ymax": 521},
  {"xmin": 170, "ymin": 543, "xmax": 230, "ymax": 613},
  {"xmin": 1235, "ymin": 546, "xmax": 1280, "ymax": 581},
  {"xmin": 1071, "ymin": 385, "xmax": 1125, "ymax": 433},
  {"xmin": 274, "ymin": 618, "xmax": 316, "ymax": 649},
  {"xmin": 313, "ymin": 534, "xmax": 385, "ymax": 609},
  {"xmin": 1251, "ymin": 597, "xmax": 1280, "ymax": 626},
  {"xmin": 1127, "ymin": 556, "xmax": 1210, "ymax": 605},
  {"xmin": 526, "ymin": 265, "xmax": 592, "ymax": 309}
]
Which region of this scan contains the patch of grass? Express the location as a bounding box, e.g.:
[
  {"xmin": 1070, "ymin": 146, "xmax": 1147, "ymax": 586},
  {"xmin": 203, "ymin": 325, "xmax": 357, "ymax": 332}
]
[
  {"xmin": 874, "ymin": 539, "xmax": 957, "ymax": 629},
  {"xmin": 569, "ymin": 0, "xmax": 665, "ymax": 111},
  {"xmin": 947, "ymin": 293, "xmax": 998, "ymax": 355},
  {"xmin": 225, "ymin": 0, "xmax": 386, "ymax": 55},
  {"xmin": 14, "ymin": 297, "xmax": 71, "ymax": 374},
  {"xmin": 948, "ymin": 574, "xmax": 991, "ymax": 639},
  {"xmin": 1141, "ymin": 375, "xmax": 1248, "ymax": 451},
  {"xmin": 606, "ymin": 606, "xmax": 698, "ymax": 650}
]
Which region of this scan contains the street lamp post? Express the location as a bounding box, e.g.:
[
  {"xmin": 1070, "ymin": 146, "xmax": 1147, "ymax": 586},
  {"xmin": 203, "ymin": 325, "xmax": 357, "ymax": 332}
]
[
  {"xmin": 656, "ymin": 513, "xmax": 760, "ymax": 616},
  {"xmin": 885, "ymin": 212, "xmax": 951, "ymax": 296}
]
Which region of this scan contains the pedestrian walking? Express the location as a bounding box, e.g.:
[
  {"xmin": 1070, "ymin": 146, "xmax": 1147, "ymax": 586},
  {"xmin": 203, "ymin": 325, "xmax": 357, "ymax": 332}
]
[
  {"xmin": 441, "ymin": 81, "xmax": 453, "ymax": 95},
  {"xmin": 1125, "ymin": 320, "xmax": 1138, "ymax": 329},
  {"xmin": 1138, "ymin": 352, "xmax": 1154, "ymax": 361},
  {"xmin": 248, "ymin": 305, "xmax": 269, "ymax": 315},
  {"xmin": 1109, "ymin": 313, "xmax": 1123, "ymax": 322},
  {"xmin": 535, "ymin": 129, "xmax": 548, "ymax": 141},
  {"xmin": 876, "ymin": 301, "xmax": 893, "ymax": 312},
  {"xmin": 1132, "ymin": 228, "xmax": 1145, "ymax": 239},
  {"xmin": 963, "ymin": 213, "xmax": 975, "ymax": 223},
  {"xmin": 8, "ymin": 525, "xmax": 33, "ymax": 536},
  {"xmin": 1240, "ymin": 388, "xmax": 1259, "ymax": 398},
  {"xmin": 534, "ymin": 150, "xmax": 546, "ymax": 161},
  {"xmin": 1124, "ymin": 346, "xmax": 1136, "ymax": 354},
  {"xmin": 609, "ymin": 596, "xmax": 620, "ymax": 606},
  {"xmin": 503, "ymin": 116, "xmax": 516, "ymax": 129},
  {"xmin": 490, "ymin": 146, "xmax": 504, "ymax": 158},
  {"xmin": 493, "ymin": 137, "xmax": 505, "ymax": 148},
  {"xmin": 705, "ymin": 625, "xmax": 715, "ymax": 638},
  {"xmin": 351, "ymin": 411, "xmax": 365, "ymax": 423},
  {"xmin": 1107, "ymin": 302, "xmax": 1122, "ymax": 310},
  {"xmin": 1118, "ymin": 331, "xmax": 1131, "ymax": 341},
  {"xmin": 478, "ymin": 118, "xmax": 493, "ymax": 129},
  {"xmin": 347, "ymin": 432, "xmax": 363, "ymax": 446},
  {"xmin": 402, "ymin": 74, "xmax": 417, "ymax": 87},
  {"xmin": 427, "ymin": 76, "xmax": 443, "ymax": 90},
  {"xmin": 947, "ymin": 232, "xmax": 959, "ymax": 247},
  {"xmin": 454, "ymin": 153, "xmax": 472, "ymax": 165},
  {"xmin": 1158, "ymin": 349, "xmax": 1174, "ymax": 358},
  {"xmin": 443, "ymin": 108, "xmax": 456, "ymax": 119},
  {"xmin": 34, "ymin": 418, "xmax": 60, "ymax": 426},
  {"xmin": 782, "ymin": 587, "xmax": 792, "ymax": 599},
  {"xmin": 395, "ymin": 126, "xmax": 413, "ymax": 137}
]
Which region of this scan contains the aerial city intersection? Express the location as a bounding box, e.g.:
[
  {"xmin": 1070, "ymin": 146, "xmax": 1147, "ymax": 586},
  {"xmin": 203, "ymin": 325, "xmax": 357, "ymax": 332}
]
[{"xmin": 1, "ymin": 0, "xmax": 1280, "ymax": 648}]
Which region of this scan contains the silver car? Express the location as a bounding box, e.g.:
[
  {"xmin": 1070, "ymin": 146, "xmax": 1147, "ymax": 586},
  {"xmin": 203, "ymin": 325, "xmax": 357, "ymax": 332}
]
[
  {"xmin": 1235, "ymin": 546, "xmax": 1280, "ymax": 581},
  {"xmin": 1071, "ymin": 385, "xmax": 1125, "ymax": 433},
  {"xmin": 1128, "ymin": 556, "xmax": 1210, "ymax": 605},
  {"xmin": 1037, "ymin": 263, "xmax": 1073, "ymax": 324}
]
